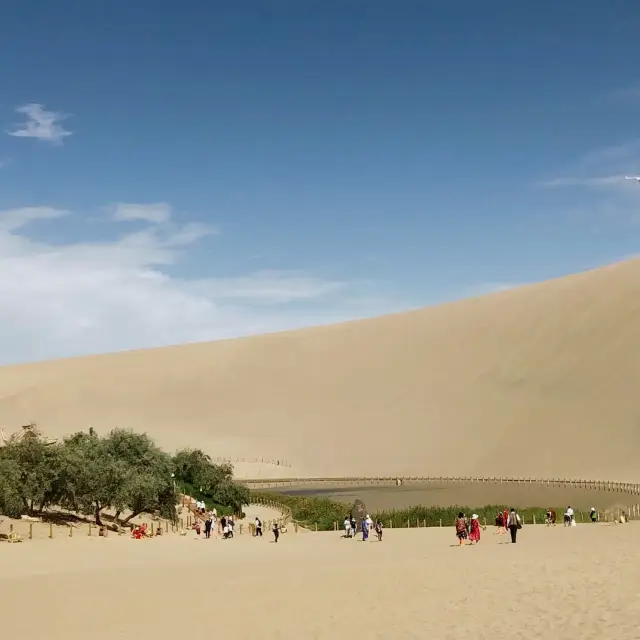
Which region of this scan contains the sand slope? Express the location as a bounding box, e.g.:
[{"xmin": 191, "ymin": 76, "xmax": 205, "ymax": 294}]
[{"xmin": 0, "ymin": 258, "xmax": 639, "ymax": 481}]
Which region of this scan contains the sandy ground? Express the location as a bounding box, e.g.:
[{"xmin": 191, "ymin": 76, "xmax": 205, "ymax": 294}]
[
  {"xmin": 1, "ymin": 522, "xmax": 638, "ymax": 638},
  {"xmin": 269, "ymin": 482, "xmax": 640, "ymax": 512},
  {"xmin": 1, "ymin": 258, "xmax": 639, "ymax": 481}
]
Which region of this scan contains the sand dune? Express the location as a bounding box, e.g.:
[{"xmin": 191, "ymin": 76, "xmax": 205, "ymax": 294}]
[
  {"xmin": 0, "ymin": 258, "xmax": 639, "ymax": 481},
  {"xmin": 1, "ymin": 524, "xmax": 639, "ymax": 638}
]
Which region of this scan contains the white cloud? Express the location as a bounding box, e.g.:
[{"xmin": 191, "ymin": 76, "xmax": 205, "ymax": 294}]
[
  {"xmin": 0, "ymin": 206, "xmax": 69, "ymax": 232},
  {"xmin": 7, "ymin": 103, "xmax": 73, "ymax": 144},
  {"xmin": 111, "ymin": 202, "xmax": 172, "ymax": 224},
  {"xmin": 538, "ymin": 139, "xmax": 640, "ymax": 190},
  {"xmin": 0, "ymin": 203, "xmax": 364, "ymax": 364},
  {"xmin": 536, "ymin": 175, "xmax": 629, "ymax": 188}
]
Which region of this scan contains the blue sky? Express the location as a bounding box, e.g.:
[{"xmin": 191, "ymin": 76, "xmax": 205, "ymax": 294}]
[{"xmin": 1, "ymin": 1, "xmax": 639, "ymax": 363}]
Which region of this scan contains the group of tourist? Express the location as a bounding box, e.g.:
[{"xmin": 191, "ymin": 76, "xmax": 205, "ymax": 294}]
[
  {"xmin": 193, "ymin": 509, "xmax": 239, "ymax": 539},
  {"xmin": 343, "ymin": 514, "xmax": 383, "ymax": 541},
  {"xmin": 455, "ymin": 512, "xmax": 484, "ymax": 545}
]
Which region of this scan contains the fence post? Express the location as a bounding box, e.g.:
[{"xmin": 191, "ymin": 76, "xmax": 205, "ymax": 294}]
[
  {"xmin": 29, "ymin": 523, "xmax": 33, "ymax": 539},
  {"xmin": 88, "ymin": 524, "xmax": 92, "ymax": 536},
  {"xmin": 49, "ymin": 523, "xmax": 53, "ymax": 538},
  {"xmin": 439, "ymin": 519, "xmax": 442, "ymax": 527},
  {"xmin": 315, "ymin": 523, "xmax": 318, "ymax": 532},
  {"xmin": 533, "ymin": 515, "xmax": 536, "ymax": 525},
  {"xmin": 69, "ymin": 525, "xmax": 73, "ymax": 537}
]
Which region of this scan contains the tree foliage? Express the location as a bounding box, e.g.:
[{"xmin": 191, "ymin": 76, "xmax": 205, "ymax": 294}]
[
  {"xmin": 173, "ymin": 448, "xmax": 249, "ymax": 512},
  {"xmin": 0, "ymin": 428, "xmax": 249, "ymax": 523}
]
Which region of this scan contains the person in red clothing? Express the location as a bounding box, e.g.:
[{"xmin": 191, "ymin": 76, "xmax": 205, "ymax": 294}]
[{"xmin": 468, "ymin": 514, "xmax": 481, "ymax": 543}]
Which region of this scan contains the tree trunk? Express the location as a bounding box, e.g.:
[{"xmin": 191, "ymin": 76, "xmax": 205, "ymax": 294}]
[
  {"xmin": 94, "ymin": 502, "xmax": 103, "ymax": 526},
  {"xmin": 122, "ymin": 510, "xmax": 142, "ymax": 525},
  {"xmin": 114, "ymin": 510, "xmax": 121, "ymax": 524}
]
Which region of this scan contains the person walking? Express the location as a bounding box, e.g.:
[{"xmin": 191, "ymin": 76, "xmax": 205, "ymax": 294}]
[
  {"xmin": 344, "ymin": 516, "xmax": 352, "ymax": 538},
  {"xmin": 468, "ymin": 514, "xmax": 481, "ymax": 544},
  {"xmin": 455, "ymin": 512, "xmax": 468, "ymax": 546},
  {"xmin": 273, "ymin": 522, "xmax": 280, "ymax": 543},
  {"xmin": 204, "ymin": 516, "xmax": 212, "ymax": 539},
  {"xmin": 590, "ymin": 507, "xmax": 597, "ymax": 523},
  {"xmin": 375, "ymin": 519, "xmax": 383, "ymax": 541},
  {"xmin": 361, "ymin": 516, "xmax": 369, "ymax": 541},
  {"xmin": 507, "ymin": 508, "xmax": 521, "ymax": 543},
  {"xmin": 255, "ymin": 517, "xmax": 263, "ymax": 537}
]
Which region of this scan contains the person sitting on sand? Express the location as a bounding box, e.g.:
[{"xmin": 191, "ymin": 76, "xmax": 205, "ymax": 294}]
[{"xmin": 455, "ymin": 512, "xmax": 468, "ymax": 546}]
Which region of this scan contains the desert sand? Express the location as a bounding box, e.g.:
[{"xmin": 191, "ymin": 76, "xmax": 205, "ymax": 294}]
[
  {"xmin": 1, "ymin": 522, "xmax": 638, "ymax": 638},
  {"xmin": 0, "ymin": 258, "xmax": 639, "ymax": 482}
]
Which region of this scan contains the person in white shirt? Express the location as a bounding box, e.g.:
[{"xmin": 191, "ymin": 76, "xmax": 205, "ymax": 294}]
[
  {"xmin": 506, "ymin": 508, "xmax": 521, "ymax": 543},
  {"xmin": 344, "ymin": 517, "xmax": 352, "ymax": 538},
  {"xmin": 564, "ymin": 506, "xmax": 574, "ymax": 526}
]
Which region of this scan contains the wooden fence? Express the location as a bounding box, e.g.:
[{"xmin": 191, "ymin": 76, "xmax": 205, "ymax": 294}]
[{"xmin": 242, "ymin": 475, "xmax": 640, "ymax": 495}]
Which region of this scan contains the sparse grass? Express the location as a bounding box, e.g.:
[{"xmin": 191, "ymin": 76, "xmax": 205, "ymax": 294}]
[{"xmin": 254, "ymin": 492, "xmax": 598, "ymax": 531}]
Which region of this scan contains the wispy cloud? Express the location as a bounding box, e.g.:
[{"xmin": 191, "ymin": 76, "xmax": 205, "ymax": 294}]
[
  {"xmin": 111, "ymin": 202, "xmax": 172, "ymax": 224},
  {"xmin": 536, "ymin": 175, "xmax": 630, "ymax": 188},
  {"xmin": 609, "ymin": 82, "xmax": 640, "ymax": 104},
  {"xmin": 0, "ymin": 206, "xmax": 69, "ymax": 232},
  {"xmin": 6, "ymin": 103, "xmax": 73, "ymax": 144},
  {"xmin": 0, "ymin": 202, "xmax": 366, "ymax": 364}
]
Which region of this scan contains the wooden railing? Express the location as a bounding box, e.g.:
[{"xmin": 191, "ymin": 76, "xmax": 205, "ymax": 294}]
[{"xmin": 241, "ymin": 476, "xmax": 640, "ymax": 495}]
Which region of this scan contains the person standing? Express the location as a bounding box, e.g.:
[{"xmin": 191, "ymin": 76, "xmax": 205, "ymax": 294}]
[
  {"xmin": 273, "ymin": 522, "xmax": 280, "ymax": 543},
  {"xmin": 204, "ymin": 515, "xmax": 212, "ymax": 539},
  {"xmin": 507, "ymin": 508, "xmax": 521, "ymax": 543},
  {"xmin": 590, "ymin": 507, "xmax": 597, "ymax": 523},
  {"xmin": 375, "ymin": 519, "xmax": 383, "ymax": 541},
  {"xmin": 344, "ymin": 516, "xmax": 352, "ymax": 538},
  {"xmin": 255, "ymin": 517, "xmax": 263, "ymax": 537}
]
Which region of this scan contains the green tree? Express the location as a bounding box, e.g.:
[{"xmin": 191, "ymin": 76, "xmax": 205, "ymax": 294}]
[
  {"xmin": 0, "ymin": 435, "xmax": 63, "ymax": 515},
  {"xmin": 0, "ymin": 457, "xmax": 24, "ymax": 518},
  {"xmin": 58, "ymin": 430, "xmax": 129, "ymax": 525}
]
